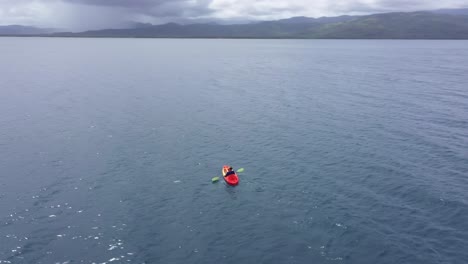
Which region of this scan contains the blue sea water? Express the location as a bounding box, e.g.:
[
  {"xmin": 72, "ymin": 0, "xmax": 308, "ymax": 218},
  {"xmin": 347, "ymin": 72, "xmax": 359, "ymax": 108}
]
[{"xmin": 0, "ymin": 38, "xmax": 468, "ymax": 264}]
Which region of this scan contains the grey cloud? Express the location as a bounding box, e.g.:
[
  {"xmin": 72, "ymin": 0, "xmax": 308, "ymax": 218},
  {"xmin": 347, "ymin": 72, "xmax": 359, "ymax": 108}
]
[
  {"xmin": 236, "ymin": 3, "xmax": 304, "ymax": 17},
  {"xmin": 65, "ymin": 0, "xmax": 160, "ymax": 7},
  {"xmin": 145, "ymin": 0, "xmax": 214, "ymax": 17},
  {"xmin": 63, "ymin": 0, "xmax": 215, "ymax": 17},
  {"xmin": 327, "ymin": 0, "xmax": 468, "ymax": 14},
  {"xmin": 53, "ymin": 0, "xmax": 216, "ymax": 30}
]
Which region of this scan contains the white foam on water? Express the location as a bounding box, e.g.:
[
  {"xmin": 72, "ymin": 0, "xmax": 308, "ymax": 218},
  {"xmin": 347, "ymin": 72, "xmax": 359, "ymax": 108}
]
[{"xmin": 335, "ymin": 223, "xmax": 347, "ymax": 229}]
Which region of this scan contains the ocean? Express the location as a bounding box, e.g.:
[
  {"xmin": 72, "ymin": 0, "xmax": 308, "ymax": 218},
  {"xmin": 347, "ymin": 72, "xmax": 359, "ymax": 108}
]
[{"xmin": 1, "ymin": 38, "xmax": 467, "ymax": 264}]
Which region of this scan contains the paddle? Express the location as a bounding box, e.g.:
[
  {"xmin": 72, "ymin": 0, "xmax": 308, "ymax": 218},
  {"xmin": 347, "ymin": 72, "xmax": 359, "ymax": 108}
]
[{"xmin": 212, "ymin": 168, "xmax": 244, "ymax": 183}]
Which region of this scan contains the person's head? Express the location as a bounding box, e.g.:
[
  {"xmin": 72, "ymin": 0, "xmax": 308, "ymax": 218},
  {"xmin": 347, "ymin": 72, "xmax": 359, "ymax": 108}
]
[{"xmin": 229, "ymin": 167, "xmax": 233, "ymax": 171}]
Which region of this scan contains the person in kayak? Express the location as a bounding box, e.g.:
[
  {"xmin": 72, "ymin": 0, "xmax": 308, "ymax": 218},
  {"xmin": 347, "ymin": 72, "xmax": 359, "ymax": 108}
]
[{"xmin": 225, "ymin": 167, "xmax": 236, "ymax": 177}]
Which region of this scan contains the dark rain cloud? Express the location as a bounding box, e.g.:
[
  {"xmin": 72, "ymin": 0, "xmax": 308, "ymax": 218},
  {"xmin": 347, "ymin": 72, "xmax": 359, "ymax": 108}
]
[
  {"xmin": 0, "ymin": 0, "xmax": 217, "ymax": 29},
  {"xmin": 63, "ymin": 0, "xmax": 216, "ymax": 17}
]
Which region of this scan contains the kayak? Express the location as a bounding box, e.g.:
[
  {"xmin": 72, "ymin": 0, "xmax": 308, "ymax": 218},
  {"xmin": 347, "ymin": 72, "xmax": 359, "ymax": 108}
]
[
  {"xmin": 222, "ymin": 165, "xmax": 239, "ymax": 186},
  {"xmin": 222, "ymin": 166, "xmax": 239, "ymax": 186}
]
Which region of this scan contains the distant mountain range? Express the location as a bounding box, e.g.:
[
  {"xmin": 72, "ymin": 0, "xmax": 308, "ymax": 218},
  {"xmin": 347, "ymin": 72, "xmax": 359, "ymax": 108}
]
[
  {"xmin": 0, "ymin": 25, "xmax": 56, "ymax": 35},
  {"xmin": 2, "ymin": 8, "xmax": 468, "ymax": 39},
  {"xmin": 432, "ymin": 8, "xmax": 468, "ymax": 15}
]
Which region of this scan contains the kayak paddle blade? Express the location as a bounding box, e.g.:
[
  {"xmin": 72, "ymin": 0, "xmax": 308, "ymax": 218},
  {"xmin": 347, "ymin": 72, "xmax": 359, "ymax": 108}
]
[
  {"xmin": 212, "ymin": 177, "xmax": 220, "ymax": 183},
  {"xmin": 236, "ymin": 168, "xmax": 244, "ymax": 173}
]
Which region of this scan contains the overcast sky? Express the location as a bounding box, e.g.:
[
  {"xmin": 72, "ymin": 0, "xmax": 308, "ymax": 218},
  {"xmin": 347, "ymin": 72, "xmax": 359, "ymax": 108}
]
[{"xmin": 0, "ymin": 0, "xmax": 467, "ymax": 30}]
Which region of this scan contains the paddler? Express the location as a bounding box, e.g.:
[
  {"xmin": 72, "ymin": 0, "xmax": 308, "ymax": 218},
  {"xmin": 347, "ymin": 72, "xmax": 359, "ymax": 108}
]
[{"xmin": 225, "ymin": 167, "xmax": 235, "ymax": 177}]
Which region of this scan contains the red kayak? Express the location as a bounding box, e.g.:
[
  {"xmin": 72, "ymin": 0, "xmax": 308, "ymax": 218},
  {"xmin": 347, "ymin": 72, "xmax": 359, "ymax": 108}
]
[{"xmin": 222, "ymin": 165, "xmax": 239, "ymax": 186}]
